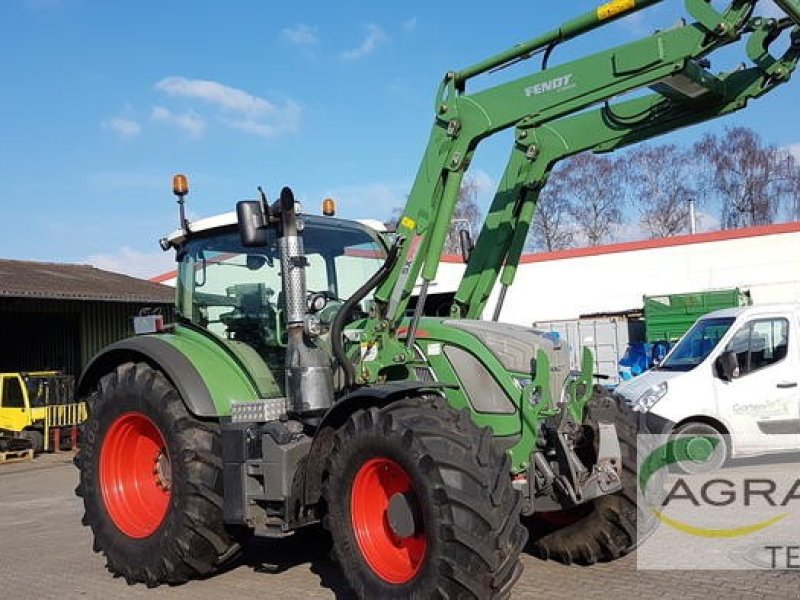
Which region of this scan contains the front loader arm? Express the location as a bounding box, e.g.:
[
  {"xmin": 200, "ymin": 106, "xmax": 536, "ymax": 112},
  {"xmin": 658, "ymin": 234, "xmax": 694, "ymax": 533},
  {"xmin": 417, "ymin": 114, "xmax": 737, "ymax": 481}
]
[
  {"xmin": 356, "ymin": 0, "xmax": 798, "ymax": 384},
  {"xmin": 456, "ymin": 20, "xmax": 800, "ymax": 319}
]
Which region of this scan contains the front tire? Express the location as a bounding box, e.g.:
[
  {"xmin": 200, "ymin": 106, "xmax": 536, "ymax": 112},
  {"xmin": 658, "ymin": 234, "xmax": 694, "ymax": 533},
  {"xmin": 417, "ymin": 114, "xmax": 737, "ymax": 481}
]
[
  {"xmin": 323, "ymin": 396, "xmax": 527, "ymax": 599},
  {"xmin": 75, "ymin": 362, "xmax": 240, "ymax": 586}
]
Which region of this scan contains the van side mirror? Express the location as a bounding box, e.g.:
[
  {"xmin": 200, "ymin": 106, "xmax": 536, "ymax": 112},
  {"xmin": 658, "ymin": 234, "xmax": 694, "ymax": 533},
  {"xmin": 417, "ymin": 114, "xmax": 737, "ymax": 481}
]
[
  {"xmin": 715, "ymin": 351, "xmax": 739, "ymax": 381},
  {"xmin": 237, "ymin": 200, "xmax": 269, "ymax": 247},
  {"xmin": 459, "ymin": 229, "xmax": 474, "ymax": 263}
]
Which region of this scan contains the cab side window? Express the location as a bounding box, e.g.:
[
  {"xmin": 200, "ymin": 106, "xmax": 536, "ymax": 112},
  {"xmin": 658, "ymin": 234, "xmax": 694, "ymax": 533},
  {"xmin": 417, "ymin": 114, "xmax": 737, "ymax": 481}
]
[
  {"xmin": 2, "ymin": 377, "xmax": 25, "ymax": 409},
  {"xmin": 724, "ymin": 318, "xmax": 789, "ymax": 377}
]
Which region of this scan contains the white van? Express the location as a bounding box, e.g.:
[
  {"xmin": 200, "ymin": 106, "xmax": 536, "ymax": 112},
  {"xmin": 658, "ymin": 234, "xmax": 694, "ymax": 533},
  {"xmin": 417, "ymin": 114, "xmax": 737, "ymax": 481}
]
[{"xmin": 615, "ymin": 304, "xmax": 800, "ymax": 461}]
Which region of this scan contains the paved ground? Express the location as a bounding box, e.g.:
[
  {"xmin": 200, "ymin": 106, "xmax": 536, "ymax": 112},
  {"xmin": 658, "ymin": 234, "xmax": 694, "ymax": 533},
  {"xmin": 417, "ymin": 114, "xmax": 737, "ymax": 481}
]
[{"xmin": 1, "ymin": 454, "xmax": 799, "ymax": 599}]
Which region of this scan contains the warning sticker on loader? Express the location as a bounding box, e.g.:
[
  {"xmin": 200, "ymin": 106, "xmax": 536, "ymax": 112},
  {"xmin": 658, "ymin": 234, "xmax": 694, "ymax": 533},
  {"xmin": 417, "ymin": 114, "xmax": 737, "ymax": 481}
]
[{"xmin": 360, "ymin": 342, "xmax": 379, "ymax": 362}]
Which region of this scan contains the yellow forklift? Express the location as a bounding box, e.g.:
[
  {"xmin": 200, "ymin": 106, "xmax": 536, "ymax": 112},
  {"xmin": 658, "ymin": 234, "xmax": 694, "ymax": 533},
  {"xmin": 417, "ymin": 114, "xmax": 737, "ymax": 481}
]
[{"xmin": 0, "ymin": 371, "xmax": 86, "ymax": 453}]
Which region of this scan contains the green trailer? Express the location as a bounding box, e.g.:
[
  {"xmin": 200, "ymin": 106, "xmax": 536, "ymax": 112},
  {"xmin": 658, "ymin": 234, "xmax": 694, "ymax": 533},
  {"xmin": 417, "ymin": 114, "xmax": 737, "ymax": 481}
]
[{"xmin": 644, "ymin": 289, "xmax": 752, "ymax": 343}]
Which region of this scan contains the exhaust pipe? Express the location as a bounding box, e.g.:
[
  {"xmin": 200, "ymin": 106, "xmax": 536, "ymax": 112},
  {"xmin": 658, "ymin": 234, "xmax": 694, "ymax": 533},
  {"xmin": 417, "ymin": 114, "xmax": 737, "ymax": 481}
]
[{"xmin": 276, "ymin": 187, "xmax": 334, "ymax": 416}]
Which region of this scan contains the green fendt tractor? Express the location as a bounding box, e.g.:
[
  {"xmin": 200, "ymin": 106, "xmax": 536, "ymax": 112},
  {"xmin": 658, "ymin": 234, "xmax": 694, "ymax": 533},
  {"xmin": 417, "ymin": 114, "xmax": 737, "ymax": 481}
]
[{"xmin": 75, "ymin": 1, "xmax": 799, "ymax": 597}]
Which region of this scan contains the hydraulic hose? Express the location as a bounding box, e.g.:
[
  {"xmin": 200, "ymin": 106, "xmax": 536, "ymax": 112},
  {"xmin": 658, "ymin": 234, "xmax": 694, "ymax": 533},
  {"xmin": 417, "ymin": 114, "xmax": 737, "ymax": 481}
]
[{"xmin": 331, "ymin": 236, "xmax": 404, "ymax": 391}]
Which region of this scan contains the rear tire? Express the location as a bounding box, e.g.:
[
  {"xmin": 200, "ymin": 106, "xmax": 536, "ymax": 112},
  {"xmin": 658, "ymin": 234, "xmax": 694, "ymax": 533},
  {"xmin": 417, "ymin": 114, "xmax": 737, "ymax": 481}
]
[
  {"xmin": 74, "ymin": 362, "xmax": 240, "ymax": 586},
  {"xmin": 528, "ymin": 390, "xmax": 646, "ymax": 565},
  {"xmin": 20, "ymin": 430, "xmax": 44, "ymax": 454},
  {"xmin": 323, "ymin": 396, "xmax": 527, "ymax": 599}
]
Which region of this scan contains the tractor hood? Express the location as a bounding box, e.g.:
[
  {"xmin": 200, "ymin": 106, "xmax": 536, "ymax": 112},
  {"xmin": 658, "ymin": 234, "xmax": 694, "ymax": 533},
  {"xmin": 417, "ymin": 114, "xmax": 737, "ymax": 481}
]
[
  {"xmin": 441, "ymin": 319, "xmax": 571, "ymax": 405},
  {"xmin": 442, "ymin": 320, "xmax": 566, "ymax": 374}
]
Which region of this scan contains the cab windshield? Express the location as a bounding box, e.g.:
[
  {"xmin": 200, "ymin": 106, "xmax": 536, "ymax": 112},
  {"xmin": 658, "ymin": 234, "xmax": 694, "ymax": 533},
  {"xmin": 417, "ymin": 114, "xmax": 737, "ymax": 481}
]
[
  {"xmin": 659, "ymin": 317, "xmax": 735, "ymax": 371},
  {"xmin": 176, "ymin": 218, "xmax": 385, "ymax": 360}
]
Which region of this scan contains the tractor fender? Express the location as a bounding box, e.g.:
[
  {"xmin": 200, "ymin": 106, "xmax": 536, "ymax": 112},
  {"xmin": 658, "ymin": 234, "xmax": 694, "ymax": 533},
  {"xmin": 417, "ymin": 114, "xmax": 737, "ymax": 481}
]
[
  {"xmin": 77, "ymin": 336, "xmax": 217, "ymax": 417},
  {"xmin": 302, "ymin": 381, "xmax": 452, "ymax": 507}
]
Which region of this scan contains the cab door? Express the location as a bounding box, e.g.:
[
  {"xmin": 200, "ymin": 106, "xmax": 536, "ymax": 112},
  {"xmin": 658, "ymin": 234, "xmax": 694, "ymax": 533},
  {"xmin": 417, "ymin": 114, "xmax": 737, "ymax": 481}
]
[
  {"xmin": 712, "ymin": 317, "xmax": 800, "ymax": 455},
  {"xmin": 0, "ymin": 374, "xmax": 30, "ymax": 433}
]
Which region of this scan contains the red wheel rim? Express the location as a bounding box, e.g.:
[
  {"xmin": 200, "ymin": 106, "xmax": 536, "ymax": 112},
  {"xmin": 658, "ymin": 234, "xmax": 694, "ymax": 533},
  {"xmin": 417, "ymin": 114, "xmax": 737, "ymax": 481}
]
[
  {"xmin": 350, "ymin": 458, "xmax": 427, "ymax": 584},
  {"xmin": 99, "ymin": 412, "xmax": 171, "ymax": 538}
]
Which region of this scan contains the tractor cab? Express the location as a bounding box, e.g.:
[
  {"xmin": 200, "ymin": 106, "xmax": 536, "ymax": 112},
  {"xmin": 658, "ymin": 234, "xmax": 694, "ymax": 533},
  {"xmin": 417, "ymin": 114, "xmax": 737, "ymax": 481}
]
[{"xmin": 167, "ymin": 212, "xmax": 387, "ymax": 396}]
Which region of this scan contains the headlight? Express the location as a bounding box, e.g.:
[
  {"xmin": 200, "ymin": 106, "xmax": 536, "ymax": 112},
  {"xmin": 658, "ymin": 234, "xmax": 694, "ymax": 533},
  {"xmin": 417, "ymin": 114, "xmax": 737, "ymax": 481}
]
[{"xmin": 633, "ymin": 381, "xmax": 668, "ymax": 412}]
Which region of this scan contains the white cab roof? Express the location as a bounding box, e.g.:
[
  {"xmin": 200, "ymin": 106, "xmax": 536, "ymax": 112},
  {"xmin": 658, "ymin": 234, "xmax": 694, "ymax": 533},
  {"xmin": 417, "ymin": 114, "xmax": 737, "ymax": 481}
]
[{"xmin": 166, "ymin": 212, "xmax": 385, "ymax": 245}]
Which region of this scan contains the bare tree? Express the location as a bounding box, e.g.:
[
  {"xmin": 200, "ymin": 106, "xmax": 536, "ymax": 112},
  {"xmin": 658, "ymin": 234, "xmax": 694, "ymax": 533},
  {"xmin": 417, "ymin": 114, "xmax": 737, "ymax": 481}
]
[
  {"xmin": 694, "ymin": 127, "xmax": 798, "ymax": 229},
  {"xmin": 444, "ymin": 176, "xmax": 482, "ymax": 254},
  {"xmin": 558, "ymin": 153, "xmax": 626, "ymax": 246},
  {"xmin": 384, "ymin": 176, "xmax": 482, "ymax": 254},
  {"xmin": 625, "ymin": 144, "xmax": 696, "ymax": 238},
  {"xmin": 527, "ymin": 176, "xmax": 575, "ymax": 251},
  {"xmin": 787, "ymin": 149, "xmax": 800, "ymax": 220}
]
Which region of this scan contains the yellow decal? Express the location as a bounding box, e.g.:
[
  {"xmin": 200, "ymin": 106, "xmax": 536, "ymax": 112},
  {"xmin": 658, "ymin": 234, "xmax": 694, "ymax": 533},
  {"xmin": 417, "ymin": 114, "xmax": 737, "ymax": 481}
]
[
  {"xmin": 652, "ymin": 509, "xmax": 788, "ymax": 539},
  {"xmin": 597, "ymin": 0, "xmax": 636, "ymax": 20},
  {"xmin": 399, "ymin": 216, "xmax": 416, "ymax": 231}
]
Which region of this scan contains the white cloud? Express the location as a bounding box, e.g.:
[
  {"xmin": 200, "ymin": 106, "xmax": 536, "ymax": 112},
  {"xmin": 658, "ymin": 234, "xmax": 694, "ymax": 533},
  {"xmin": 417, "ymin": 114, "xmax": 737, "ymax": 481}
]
[
  {"xmin": 224, "ymin": 100, "xmax": 301, "ymax": 138},
  {"xmin": 155, "ymin": 77, "xmax": 271, "ymax": 116},
  {"xmin": 341, "ymin": 24, "xmax": 388, "ymax": 60},
  {"xmin": 402, "ymin": 17, "xmax": 418, "ymax": 32},
  {"xmin": 102, "ymin": 116, "xmax": 141, "ymax": 139},
  {"xmin": 282, "ymin": 24, "xmax": 318, "ymax": 46},
  {"xmin": 151, "ymin": 106, "xmax": 206, "ymax": 138},
  {"xmin": 153, "ymin": 77, "xmax": 302, "ymax": 139},
  {"xmin": 86, "ymin": 246, "xmax": 177, "ymax": 280}
]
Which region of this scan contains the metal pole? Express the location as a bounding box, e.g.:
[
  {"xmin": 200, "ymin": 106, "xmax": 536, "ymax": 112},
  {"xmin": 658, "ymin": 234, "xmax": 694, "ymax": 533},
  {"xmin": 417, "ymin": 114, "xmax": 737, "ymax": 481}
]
[
  {"xmin": 406, "ymin": 280, "xmax": 430, "ymax": 349},
  {"xmin": 689, "ymin": 198, "xmax": 697, "ymax": 234},
  {"xmin": 492, "ymin": 285, "xmax": 508, "ymax": 322}
]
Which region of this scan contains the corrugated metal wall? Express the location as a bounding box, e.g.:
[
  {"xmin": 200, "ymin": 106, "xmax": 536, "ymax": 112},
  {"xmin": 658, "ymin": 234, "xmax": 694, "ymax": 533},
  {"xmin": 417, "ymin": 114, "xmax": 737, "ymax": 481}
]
[{"xmin": 0, "ymin": 299, "xmax": 173, "ymax": 376}]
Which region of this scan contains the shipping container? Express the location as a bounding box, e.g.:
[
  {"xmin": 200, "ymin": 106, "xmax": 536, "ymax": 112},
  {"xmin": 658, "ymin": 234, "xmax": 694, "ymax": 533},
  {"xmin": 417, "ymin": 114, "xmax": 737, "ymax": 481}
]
[{"xmin": 533, "ymin": 316, "xmax": 645, "ymax": 385}]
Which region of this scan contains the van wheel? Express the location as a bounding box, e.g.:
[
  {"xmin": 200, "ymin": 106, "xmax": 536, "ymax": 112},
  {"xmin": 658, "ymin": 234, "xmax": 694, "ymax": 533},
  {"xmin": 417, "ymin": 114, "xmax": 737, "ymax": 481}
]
[{"xmin": 672, "ymin": 421, "xmax": 728, "ymax": 474}]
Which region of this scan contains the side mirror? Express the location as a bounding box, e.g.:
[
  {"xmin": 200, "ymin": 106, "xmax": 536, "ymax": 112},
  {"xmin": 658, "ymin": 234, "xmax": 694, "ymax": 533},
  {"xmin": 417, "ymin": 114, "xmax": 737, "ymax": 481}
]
[
  {"xmin": 459, "ymin": 229, "xmax": 474, "ymax": 263},
  {"xmin": 237, "ymin": 200, "xmax": 269, "ymax": 247},
  {"xmin": 715, "ymin": 350, "xmax": 739, "ymax": 381}
]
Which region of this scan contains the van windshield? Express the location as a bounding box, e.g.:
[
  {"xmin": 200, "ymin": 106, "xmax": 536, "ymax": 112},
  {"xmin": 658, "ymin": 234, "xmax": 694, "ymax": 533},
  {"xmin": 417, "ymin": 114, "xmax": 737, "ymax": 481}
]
[{"xmin": 659, "ymin": 317, "xmax": 735, "ymax": 371}]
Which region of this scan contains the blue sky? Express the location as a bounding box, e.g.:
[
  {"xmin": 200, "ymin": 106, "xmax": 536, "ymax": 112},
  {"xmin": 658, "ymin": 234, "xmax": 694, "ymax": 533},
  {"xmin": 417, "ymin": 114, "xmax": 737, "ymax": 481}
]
[{"xmin": 1, "ymin": 0, "xmax": 797, "ymax": 277}]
